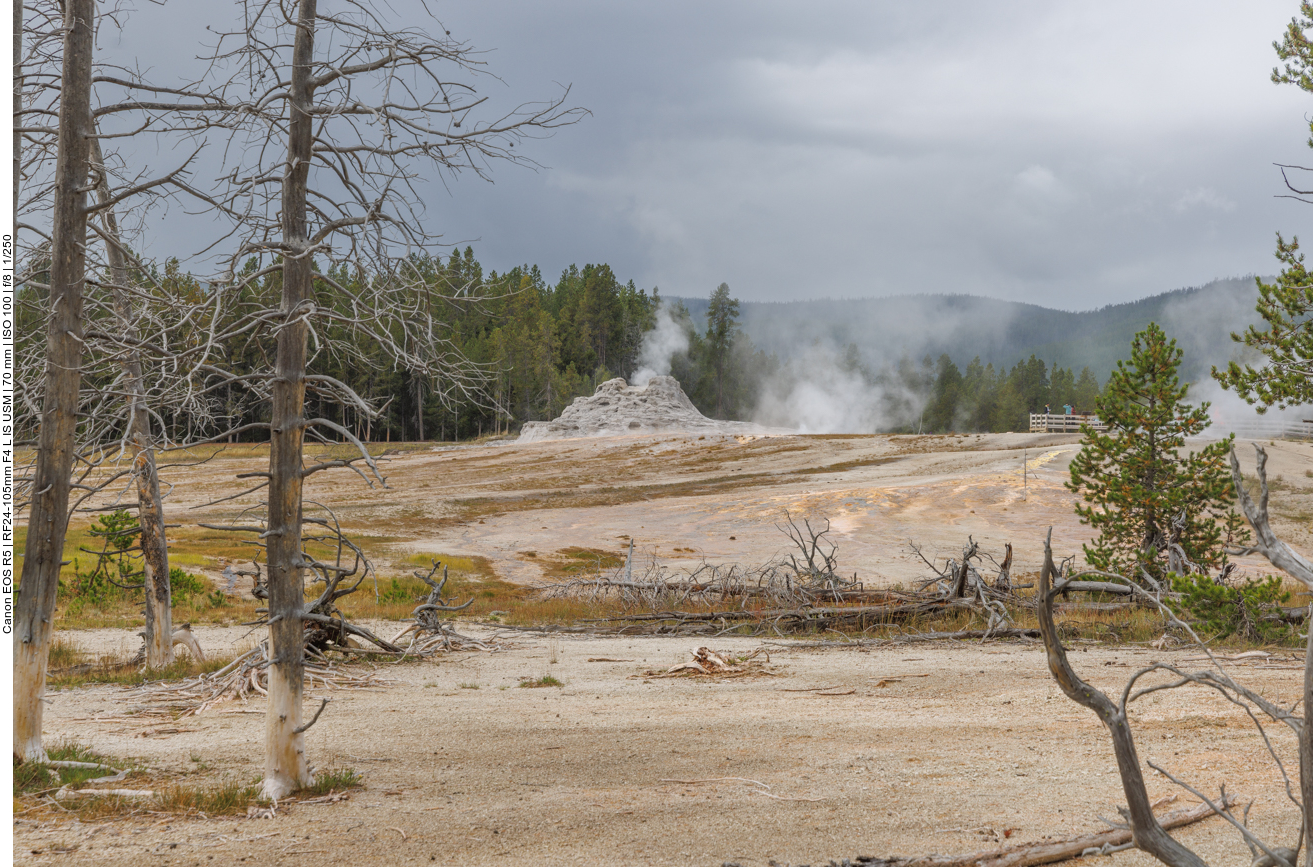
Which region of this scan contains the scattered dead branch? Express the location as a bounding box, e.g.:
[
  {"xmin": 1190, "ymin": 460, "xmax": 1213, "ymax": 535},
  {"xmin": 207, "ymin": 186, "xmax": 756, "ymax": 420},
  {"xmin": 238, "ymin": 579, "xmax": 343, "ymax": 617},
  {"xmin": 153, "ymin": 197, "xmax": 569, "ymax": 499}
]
[
  {"xmin": 144, "ymin": 644, "xmax": 388, "ymax": 717},
  {"xmin": 640, "ymin": 647, "xmax": 771, "ymax": 678},
  {"xmin": 847, "ymin": 798, "xmax": 1233, "ymax": 867},
  {"xmin": 385, "ymin": 561, "xmax": 501, "ymax": 654},
  {"xmin": 540, "ymin": 529, "xmax": 1031, "ymax": 637}
]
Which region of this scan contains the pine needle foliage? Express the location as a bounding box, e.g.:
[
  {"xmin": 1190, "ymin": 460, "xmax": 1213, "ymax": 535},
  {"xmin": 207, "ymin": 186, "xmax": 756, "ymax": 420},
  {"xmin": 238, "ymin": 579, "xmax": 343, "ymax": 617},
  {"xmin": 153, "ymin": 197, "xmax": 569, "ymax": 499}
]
[
  {"xmin": 1215, "ymin": 237, "xmax": 1313, "ymax": 409},
  {"xmin": 1216, "ymin": 4, "xmax": 1313, "ymax": 410},
  {"xmin": 1170, "ymin": 572, "xmax": 1292, "ymax": 644},
  {"xmin": 1067, "ymin": 323, "xmax": 1237, "ymax": 585}
]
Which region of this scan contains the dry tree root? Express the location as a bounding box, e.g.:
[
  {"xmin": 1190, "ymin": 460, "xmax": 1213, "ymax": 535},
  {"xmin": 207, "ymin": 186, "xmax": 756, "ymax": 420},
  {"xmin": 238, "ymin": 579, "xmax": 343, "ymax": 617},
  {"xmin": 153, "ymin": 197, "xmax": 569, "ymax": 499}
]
[
  {"xmin": 145, "ymin": 643, "xmax": 388, "ymax": 716},
  {"xmin": 385, "ymin": 561, "xmax": 503, "ymax": 655}
]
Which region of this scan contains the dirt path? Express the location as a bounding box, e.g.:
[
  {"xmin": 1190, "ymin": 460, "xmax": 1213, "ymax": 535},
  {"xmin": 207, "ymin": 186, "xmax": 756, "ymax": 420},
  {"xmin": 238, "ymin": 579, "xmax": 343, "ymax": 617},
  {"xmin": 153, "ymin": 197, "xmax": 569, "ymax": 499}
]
[{"xmin": 15, "ymin": 629, "xmax": 1308, "ymax": 866}]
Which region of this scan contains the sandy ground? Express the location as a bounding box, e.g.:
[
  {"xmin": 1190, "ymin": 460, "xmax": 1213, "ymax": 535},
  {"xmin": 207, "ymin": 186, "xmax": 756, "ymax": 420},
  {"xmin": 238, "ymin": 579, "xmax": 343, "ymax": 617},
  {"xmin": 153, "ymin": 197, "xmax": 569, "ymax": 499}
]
[
  {"xmin": 15, "ymin": 628, "xmax": 1313, "ymax": 866},
  {"xmin": 16, "ymin": 432, "xmax": 1313, "ymax": 865}
]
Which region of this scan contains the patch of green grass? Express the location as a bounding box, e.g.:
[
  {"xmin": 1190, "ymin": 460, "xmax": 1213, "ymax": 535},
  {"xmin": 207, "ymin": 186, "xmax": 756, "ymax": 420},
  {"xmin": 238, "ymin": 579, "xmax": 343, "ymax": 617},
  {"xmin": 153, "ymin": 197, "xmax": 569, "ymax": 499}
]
[
  {"xmin": 302, "ymin": 765, "xmax": 363, "ymax": 796},
  {"xmin": 48, "ymin": 653, "xmax": 235, "ymax": 689},
  {"xmin": 458, "ymin": 682, "xmax": 480, "ymax": 690},
  {"xmin": 13, "ymin": 743, "xmax": 142, "ymax": 799},
  {"xmin": 519, "ymin": 674, "xmax": 563, "ymax": 688},
  {"xmin": 155, "ymin": 778, "xmax": 262, "ymax": 816},
  {"xmin": 337, "ymin": 553, "xmax": 525, "ymax": 621}
]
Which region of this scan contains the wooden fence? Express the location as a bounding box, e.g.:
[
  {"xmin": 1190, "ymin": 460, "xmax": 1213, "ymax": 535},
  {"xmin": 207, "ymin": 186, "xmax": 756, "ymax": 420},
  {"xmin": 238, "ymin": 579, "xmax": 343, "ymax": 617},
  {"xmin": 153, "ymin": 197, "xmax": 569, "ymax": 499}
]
[
  {"xmin": 1029, "ymin": 413, "xmax": 1104, "ymax": 433},
  {"xmin": 1029, "ymin": 414, "xmax": 1313, "ymax": 439}
]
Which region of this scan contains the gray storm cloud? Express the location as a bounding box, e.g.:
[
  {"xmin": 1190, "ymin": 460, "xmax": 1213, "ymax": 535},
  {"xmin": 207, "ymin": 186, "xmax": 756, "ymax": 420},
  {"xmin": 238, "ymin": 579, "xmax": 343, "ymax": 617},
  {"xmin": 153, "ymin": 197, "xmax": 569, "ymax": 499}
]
[{"xmin": 79, "ymin": 1, "xmax": 1308, "ymax": 311}]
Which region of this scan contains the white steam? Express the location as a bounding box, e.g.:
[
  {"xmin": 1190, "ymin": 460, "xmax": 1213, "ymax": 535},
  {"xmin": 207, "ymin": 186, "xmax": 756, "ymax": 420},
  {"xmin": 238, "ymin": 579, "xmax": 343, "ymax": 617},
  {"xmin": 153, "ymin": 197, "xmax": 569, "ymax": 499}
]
[
  {"xmin": 1161, "ymin": 277, "xmax": 1310, "ymax": 437},
  {"xmin": 631, "ymin": 306, "xmax": 690, "ymax": 386},
  {"xmin": 750, "ymin": 343, "xmax": 924, "ymax": 434}
]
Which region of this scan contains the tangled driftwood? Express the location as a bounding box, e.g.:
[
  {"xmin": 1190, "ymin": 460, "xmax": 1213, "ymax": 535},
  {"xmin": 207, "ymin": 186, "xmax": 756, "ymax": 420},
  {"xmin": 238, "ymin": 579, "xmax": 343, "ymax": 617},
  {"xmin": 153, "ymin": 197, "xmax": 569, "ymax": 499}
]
[
  {"xmin": 538, "ymin": 525, "xmax": 1032, "ymax": 637},
  {"xmin": 387, "ymin": 561, "xmax": 501, "ymax": 654},
  {"xmin": 642, "ymin": 646, "xmax": 771, "ymax": 678},
  {"xmin": 148, "ymin": 642, "xmax": 388, "ymax": 716}
]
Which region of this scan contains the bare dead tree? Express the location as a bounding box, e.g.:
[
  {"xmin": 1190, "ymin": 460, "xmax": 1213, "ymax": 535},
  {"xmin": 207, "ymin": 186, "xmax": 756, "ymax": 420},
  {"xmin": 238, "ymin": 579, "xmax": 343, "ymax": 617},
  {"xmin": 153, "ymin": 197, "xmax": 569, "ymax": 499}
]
[
  {"xmin": 13, "ymin": 0, "xmax": 95, "ymax": 763},
  {"xmin": 1031, "ymin": 443, "xmax": 1313, "ymax": 867},
  {"xmin": 86, "ymin": 130, "xmax": 175, "ymax": 668},
  {"xmin": 14, "ymin": 0, "xmax": 249, "ymax": 700},
  {"xmin": 176, "ymin": 0, "xmax": 586, "ymax": 799}
]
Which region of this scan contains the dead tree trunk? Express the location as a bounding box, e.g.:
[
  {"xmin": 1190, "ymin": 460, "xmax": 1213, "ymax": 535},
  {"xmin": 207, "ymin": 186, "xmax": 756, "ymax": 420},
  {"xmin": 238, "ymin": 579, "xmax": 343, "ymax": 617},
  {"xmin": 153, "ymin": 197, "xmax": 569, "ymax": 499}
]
[
  {"xmin": 950, "ymin": 539, "xmax": 979, "ymax": 598},
  {"xmin": 1229, "ymin": 446, "xmax": 1313, "ymax": 867},
  {"xmin": 13, "ymin": 0, "xmax": 94, "ymax": 763},
  {"xmin": 89, "ymin": 133, "xmax": 173, "ymax": 668},
  {"xmin": 1036, "ymin": 531, "xmax": 1207, "ymax": 867},
  {"xmin": 261, "ymin": 0, "xmax": 316, "ymax": 801},
  {"xmin": 994, "ymin": 542, "xmax": 1012, "ymax": 592}
]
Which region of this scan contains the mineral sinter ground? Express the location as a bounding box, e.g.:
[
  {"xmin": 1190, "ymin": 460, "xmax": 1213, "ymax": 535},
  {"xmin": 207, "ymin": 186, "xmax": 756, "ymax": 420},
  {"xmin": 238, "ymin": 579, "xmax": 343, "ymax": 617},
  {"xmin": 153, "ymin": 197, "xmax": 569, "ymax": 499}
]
[{"xmin": 516, "ymin": 376, "xmax": 764, "ymax": 442}]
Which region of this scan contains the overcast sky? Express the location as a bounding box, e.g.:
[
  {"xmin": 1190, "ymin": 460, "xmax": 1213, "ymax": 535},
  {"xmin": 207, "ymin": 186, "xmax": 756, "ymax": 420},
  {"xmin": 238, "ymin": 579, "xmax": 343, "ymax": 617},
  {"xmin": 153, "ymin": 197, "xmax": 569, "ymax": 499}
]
[{"xmin": 112, "ymin": 1, "xmax": 1312, "ymax": 309}]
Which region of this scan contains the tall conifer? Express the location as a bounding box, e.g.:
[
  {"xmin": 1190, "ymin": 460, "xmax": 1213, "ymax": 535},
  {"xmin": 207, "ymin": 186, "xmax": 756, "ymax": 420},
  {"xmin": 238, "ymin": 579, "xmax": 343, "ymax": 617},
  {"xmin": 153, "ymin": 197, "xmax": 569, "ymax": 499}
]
[{"xmin": 1067, "ymin": 323, "xmax": 1236, "ymax": 585}]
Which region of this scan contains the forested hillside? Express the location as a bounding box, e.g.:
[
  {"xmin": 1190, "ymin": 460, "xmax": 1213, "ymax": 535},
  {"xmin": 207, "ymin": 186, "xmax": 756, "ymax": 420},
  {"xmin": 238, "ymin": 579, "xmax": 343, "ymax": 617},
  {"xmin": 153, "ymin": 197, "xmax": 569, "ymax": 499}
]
[
  {"xmin": 19, "ymin": 246, "xmax": 1263, "ymax": 442},
  {"xmin": 675, "ymin": 275, "xmax": 1263, "ymax": 384}
]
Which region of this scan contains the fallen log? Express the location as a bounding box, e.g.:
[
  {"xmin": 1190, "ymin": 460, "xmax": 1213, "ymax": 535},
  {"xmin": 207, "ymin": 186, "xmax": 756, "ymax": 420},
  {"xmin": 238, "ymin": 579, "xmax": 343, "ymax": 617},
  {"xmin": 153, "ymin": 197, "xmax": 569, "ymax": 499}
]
[
  {"xmin": 847, "ymin": 797, "xmax": 1231, "ymax": 867},
  {"xmin": 595, "ymin": 599, "xmax": 978, "ymax": 624},
  {"xmin": 1058, "ymin": 581, "xmax": 1133, "ymax": 596},
  {"xmin": 776, "ymin": 628, "xmax": 1041, "ymax": 648}
]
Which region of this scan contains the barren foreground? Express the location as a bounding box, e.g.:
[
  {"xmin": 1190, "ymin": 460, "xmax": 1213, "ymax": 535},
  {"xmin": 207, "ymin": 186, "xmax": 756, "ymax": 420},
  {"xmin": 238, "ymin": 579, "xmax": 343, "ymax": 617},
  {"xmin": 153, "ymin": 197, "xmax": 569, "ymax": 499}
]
[
  {"xmin": 16, "ymin": 432, "xmax": 1313, "ymax": 865},
  {"xmin": 16, "ymin": 628, "xmax": 1310, "ymax": 866}
]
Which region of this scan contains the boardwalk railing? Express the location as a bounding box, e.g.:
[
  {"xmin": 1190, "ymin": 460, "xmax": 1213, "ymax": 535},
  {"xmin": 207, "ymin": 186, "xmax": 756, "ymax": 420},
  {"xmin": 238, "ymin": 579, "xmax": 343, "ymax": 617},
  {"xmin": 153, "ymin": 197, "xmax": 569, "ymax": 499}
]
[
  {"xmin": 1030, "ymin": 413, "xmax": 1104, "ymax": 433},
  {"xmin": 1216, "ymin": 419, "xmax": 1313, "ymax": 440},
  {"xmin": 1029, "ymin": 414, "xmax": 1313, "ymax": 439}
]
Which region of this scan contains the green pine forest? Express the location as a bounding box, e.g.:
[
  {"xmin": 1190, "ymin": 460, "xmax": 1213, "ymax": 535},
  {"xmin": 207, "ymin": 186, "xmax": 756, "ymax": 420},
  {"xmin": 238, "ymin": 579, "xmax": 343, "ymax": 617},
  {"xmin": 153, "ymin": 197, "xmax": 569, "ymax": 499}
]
[
  {"xmin": 246, "ymin": 248, "xmax": 1106, "ymax": 439},
  {"xmin": 25, "ymin": 246, "xmax": 1257, "ymax": 444}
]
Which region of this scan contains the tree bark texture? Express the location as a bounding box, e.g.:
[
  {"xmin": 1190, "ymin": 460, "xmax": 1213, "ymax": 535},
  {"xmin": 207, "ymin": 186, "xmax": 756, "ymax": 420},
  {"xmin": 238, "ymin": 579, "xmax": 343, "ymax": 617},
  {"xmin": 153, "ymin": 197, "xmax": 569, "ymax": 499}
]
[
  {"xmin": 262, "ymin": 0, "xmax": 316, "ymax": 800},
  {"xmin": 1303, "ymin": 612, "xmax": 1313, "ymax": 867},
  {"xmin": 89, "ymin": 134, "xmax": 173, "ymax": 668},
  {"xmin": 14, "ymin": 0, "xmax": 95, "ymax": 762}
]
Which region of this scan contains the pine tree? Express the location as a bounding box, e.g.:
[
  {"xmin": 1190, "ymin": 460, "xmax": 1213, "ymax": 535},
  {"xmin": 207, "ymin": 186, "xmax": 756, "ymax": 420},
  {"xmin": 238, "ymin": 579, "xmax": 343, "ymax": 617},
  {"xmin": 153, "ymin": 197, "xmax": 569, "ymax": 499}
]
[
  {"xmin": 1215, "ymin": 236, "xmax": 1313, "ymax": 408},
  {"xmin": 1067, "ymin": 322, "xmax": 1237, "ymax": 585},
  {"xmin": 1073, "ymin": 366, "xmax": 1101, "ymax": 413},
  {"xmin": 705, "ymin": 283, "xmax": 741, "ymax": 418}
]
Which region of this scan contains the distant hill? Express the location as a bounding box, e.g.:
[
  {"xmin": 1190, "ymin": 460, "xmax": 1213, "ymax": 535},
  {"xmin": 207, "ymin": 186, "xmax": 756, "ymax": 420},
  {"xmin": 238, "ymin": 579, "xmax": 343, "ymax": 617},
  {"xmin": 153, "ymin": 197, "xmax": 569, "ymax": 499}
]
[{"xmin": 672, "ymin": 276, "xmax": 1266, "ymax": 383}]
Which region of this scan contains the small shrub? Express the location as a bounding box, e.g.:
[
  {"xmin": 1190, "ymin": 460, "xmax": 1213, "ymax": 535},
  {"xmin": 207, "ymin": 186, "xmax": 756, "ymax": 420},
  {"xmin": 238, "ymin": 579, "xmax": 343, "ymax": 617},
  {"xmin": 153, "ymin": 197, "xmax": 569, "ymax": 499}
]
[
  {"xmin": 519, "ymin": 674, "xmax": 563, "ymax": 688},
  {"xmin": 65, "ymin": 510, "xmax": 141, "ymax": 605},
  {"xmin": 170, "ymin": 567, "xmax": 210, "ymax": 603},
  {"xmin": 1171, "ymin": 572, "xmax": 1293, "ymax": 643}
]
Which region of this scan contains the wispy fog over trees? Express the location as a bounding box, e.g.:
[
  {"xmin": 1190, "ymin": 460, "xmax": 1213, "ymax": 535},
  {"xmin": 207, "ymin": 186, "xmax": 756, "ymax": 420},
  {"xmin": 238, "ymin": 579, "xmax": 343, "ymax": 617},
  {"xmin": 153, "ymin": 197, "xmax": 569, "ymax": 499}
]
[{"xmin": 19, "ymin": 245, "xmax": 1109, "ymax": 439}]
